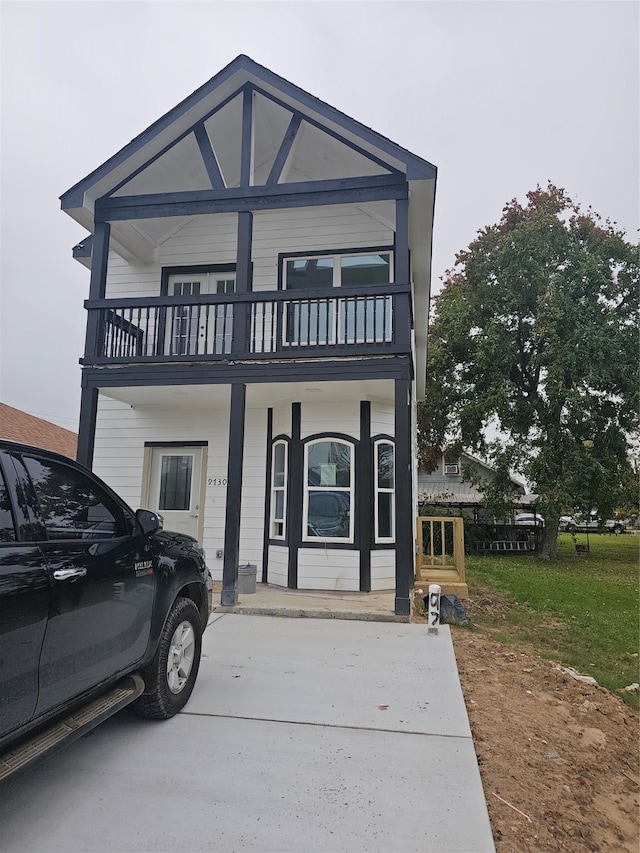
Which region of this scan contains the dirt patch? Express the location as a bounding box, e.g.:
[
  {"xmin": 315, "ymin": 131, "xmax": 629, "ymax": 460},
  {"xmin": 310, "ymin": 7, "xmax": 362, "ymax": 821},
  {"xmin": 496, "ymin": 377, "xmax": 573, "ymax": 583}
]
[{"xmin": 451, "ymin": 626, "xmax": 639, "ymax": 851}]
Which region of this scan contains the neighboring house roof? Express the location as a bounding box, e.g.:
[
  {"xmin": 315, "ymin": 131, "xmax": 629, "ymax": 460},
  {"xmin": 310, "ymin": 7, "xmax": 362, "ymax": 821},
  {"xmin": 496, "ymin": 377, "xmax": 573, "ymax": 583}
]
[
  {"xmin": 418, "ymin": 483, "xmax": 539, "ymax": 508},
  {"xmin": 0, "ymin": 403, "xmax": 78, "ymax": 459},
  {"xmin": 418, "ymin": 449, "xmax": 534, "ymax": 506}
]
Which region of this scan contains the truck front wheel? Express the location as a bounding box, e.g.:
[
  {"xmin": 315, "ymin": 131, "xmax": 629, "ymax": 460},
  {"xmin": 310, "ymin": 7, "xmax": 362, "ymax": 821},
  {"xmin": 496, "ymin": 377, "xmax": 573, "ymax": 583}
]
[{"xmin": 132, "ymin": 598, "xmax": 203, "ymax": 720}]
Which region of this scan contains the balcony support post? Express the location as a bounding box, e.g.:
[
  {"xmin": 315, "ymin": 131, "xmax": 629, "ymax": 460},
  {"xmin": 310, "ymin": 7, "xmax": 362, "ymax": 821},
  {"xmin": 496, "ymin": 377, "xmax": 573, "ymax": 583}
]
[
  {"xmin": 78, "ymin": 221, "xmax": 110, "ymax": 469},
  {"xmin": 221, "ymin": 383, "xmax": 247, "ymax": 607},
  {"xmin": 232, "ymin": 211, "xmax": 253, "ymax": 354},
  {"xmin": 394, "ymin": 198, "xmax": 411, "ymax": 350},
  {"xmin": 394, "ymin": 375, "xmax": 413, "ymax": 616}
]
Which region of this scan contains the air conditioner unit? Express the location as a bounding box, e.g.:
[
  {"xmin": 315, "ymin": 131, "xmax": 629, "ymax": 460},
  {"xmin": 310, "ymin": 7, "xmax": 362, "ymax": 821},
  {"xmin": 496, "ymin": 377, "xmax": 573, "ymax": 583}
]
[{"xmin": 444, "ymin": 463, "xmax": 459, "ymax": 475}]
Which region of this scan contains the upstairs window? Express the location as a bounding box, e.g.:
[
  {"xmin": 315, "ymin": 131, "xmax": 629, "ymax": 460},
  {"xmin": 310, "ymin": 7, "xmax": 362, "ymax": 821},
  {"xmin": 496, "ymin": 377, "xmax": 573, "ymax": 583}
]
[
  {"xmin": 284, "ymin": 252, "xmax": 392, "ymax": 290},
  {"xmin": 304, "ymin": 439, "xmax": 354, "ymax": 542},
  {"xmin": 375, "ymin": 441, "xmax": 395, "ymax": 543},
  {"xmin": 283, "ymin": 251, "xmax": 393, "ymax": 346}
]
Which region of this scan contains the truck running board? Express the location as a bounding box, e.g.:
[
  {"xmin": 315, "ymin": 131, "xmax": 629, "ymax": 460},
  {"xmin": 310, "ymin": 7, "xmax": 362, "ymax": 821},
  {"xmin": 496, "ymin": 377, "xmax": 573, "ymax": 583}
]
[{"xmin": 0, "ymin": 673, "xmax": 145, "ymax": 784}]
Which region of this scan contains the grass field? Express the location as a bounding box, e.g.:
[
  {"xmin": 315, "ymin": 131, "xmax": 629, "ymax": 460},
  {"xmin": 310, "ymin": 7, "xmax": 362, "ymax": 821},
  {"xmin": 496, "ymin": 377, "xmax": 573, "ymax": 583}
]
[{"xmin": 465, "ymin": 533, "xmax": 639, "ymax": 707}]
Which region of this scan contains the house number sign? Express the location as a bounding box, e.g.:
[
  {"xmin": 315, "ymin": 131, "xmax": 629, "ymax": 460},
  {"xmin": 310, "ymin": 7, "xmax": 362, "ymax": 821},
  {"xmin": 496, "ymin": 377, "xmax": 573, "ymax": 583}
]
[{"xmin": 208, "ymin": 478, "xmax": 227, "ymax": 486}]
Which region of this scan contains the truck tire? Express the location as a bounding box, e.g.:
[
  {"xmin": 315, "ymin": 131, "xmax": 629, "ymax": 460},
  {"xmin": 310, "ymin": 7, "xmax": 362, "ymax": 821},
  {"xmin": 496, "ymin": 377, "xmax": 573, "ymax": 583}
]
[{"xmin": 132, "ymin": 598, "xmax": 203, "ymax": 720}]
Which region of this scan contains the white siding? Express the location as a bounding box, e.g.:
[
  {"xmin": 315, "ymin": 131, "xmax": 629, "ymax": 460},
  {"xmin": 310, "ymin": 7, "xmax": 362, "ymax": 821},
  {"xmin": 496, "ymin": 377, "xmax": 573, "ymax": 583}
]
[
  {"xmin": 92, "ymin": 394, "xmax": 268, "ymax": 583},
  {"xmin": 238, "ymin": 406, "xmax": 269, "ymax": 574},
  {"xmin": 252, "ymin": 205, "xmax": 393, "ymax": 292},
  {"xmin": 370, "ymin": 401, "xmax": 394, "ymax": 437},
  {"xmin": 105, "ymin": 205, "xmax": 392, "ymax": 299},
  {"xmin": 371, "ymin": 550, "xmax": 395, "ymax": 591},
  {"xmin": 272, "ymin": 405, "xmax": 291, "ymax": 439},
  {"xmin": 297, "ymin": 549, "xmax": 359, "ymax": 591},
  {"xmin": 301, "ymin": 399, "xmax": 360, "ymax": 441},
  {"xmin": 267, "ymin": 545, "xmax": 288, "ymax": 588}
]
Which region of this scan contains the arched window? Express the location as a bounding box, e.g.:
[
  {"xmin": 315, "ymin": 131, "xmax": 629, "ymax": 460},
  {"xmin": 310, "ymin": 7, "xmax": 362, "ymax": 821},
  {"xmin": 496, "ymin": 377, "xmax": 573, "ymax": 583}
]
[
  {"xmin": 374, "ymin": 440, "xmax": 395, "ymax": 543},
  {"xmin": 271, "ymin": 440, "xmax": 288, "ymax": 539},
  {"xmin": 303, "ymin": 439, "xmax": 354, "ymax": 543}
]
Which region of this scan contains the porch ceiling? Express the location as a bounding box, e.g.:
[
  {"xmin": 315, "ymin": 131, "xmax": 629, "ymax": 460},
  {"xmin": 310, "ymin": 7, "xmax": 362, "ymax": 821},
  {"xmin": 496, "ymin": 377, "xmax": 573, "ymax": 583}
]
[{"xmin": 99, "ymin": 379, "xmax": 395, "ymax": 410}]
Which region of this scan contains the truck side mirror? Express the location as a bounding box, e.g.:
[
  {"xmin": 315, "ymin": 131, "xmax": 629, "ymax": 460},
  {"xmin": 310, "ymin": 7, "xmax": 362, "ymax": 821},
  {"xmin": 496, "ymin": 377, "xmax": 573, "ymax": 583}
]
[{"xmin": 135, "ymin": 508, "xmax": 163, "ymax": 536}]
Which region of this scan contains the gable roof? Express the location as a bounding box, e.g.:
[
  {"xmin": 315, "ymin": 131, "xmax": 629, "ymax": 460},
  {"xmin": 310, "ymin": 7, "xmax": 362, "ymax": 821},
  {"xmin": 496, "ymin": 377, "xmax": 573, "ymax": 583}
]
[
  {"xmin": 60, "ymin": 54, "xmax": 436, "ymax": 218},
  {"xmin": 0, "ymin": 403, "xmax": 78, "ymax": 460}
]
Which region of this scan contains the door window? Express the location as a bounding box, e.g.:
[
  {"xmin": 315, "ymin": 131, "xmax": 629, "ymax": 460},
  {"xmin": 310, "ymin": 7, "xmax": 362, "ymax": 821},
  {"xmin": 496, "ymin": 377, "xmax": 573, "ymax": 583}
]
[
  {"xmin": 170, "ymin": 279, "xmax": 201, "ymax": 356},
  {"xmin": 22, "ymin": 456, "xmax": 130, "ymax": 540},
  {"xmin": 166, "ymin": 272, "xmax": 235, "ymax": 356},
  {"xmin": 159, "ymin": 455, "xmax": 193, "ymax": 511}
]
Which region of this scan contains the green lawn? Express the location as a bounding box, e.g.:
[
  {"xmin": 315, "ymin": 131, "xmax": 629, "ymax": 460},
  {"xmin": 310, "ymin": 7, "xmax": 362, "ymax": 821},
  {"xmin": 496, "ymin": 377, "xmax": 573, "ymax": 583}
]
[{"xmin": 465, "ymin": 533, "xmax": 640, "ymax": 707}]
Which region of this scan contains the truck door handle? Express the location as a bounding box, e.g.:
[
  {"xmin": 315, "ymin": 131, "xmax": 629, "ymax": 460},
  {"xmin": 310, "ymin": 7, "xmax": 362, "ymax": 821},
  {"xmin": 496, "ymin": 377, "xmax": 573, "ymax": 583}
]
[{"xmin": 53, "ymin": 568, "xmax": 87, "ymax": 581}]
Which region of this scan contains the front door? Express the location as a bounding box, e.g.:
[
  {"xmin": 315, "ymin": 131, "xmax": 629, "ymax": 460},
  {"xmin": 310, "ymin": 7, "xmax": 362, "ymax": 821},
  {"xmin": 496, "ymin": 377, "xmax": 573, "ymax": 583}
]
[{"xmin": 148, "ymin": 447, "xmax": 204, "ymax": 540}]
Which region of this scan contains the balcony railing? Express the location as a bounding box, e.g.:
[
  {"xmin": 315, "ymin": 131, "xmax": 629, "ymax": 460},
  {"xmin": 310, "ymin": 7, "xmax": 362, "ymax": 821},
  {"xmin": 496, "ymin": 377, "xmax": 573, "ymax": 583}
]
[{"xmin": 83, "ymin": 284, "xmax": 411, "ymax": 364}]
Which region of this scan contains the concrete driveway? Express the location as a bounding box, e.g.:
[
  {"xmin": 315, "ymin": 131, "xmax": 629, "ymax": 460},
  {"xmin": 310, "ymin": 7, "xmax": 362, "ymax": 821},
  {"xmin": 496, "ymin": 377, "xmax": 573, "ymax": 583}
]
[{"xmin": 0, "ymin": 614, "xmax": 494, "ymax": 853}]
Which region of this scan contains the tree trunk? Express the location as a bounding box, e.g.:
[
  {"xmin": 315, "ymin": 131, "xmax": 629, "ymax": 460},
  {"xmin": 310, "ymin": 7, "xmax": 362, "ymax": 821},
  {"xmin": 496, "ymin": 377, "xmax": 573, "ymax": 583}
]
[{"xmin": 540, "ymin": 510, "xmax": 561, "ymax": 560}]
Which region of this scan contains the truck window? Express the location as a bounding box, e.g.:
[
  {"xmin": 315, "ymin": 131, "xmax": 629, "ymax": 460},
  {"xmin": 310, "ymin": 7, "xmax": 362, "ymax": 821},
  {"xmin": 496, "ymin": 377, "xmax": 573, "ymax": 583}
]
[
  {"xmin": 22, "ymin": 456, "xmax": 129, "ymax": 540},
  {"xmin": 0, "ymin": 468, "xmax": 16, "ymax": 542}
]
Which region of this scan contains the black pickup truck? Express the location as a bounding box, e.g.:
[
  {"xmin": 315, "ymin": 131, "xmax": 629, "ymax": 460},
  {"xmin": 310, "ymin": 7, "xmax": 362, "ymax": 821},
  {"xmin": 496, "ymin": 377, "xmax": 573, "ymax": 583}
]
[{"xmin": 0, "ymin": 440, "xmax": 211, "ymax": 781}]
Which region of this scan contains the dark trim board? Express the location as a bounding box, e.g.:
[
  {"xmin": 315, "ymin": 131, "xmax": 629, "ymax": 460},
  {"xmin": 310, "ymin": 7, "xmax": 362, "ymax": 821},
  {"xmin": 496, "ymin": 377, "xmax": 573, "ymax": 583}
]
[
  {"xmin": 358, "ymin": 402, "xmax": 372, "ymax": 591},
  {"xmin": 287, "ymin": 403, "xmax": 302, "ymax": 588},
  {"xmin": 77, "ymin": 387, "xmax": 98, "ymax": 469},
  {"xmin": 81, "ymin": 356, "xmax": 412, "ymax": 389},
  {"xmin": 394, "ymin": 377, "xmax": 412, "ymax": 617},
  {"xmin": 221, "ymin": 383, "xmax": 246, "ymax": 607},
  {"xmin": 261, "ymin": 408, "xmax": 274, "ymax": 584},
  {"xmin": 194, "ymin": 124, "xmax": 225, "ymax": 190},
  {"xmin": 240, "ymin": 86, "xmax": 253, "ymax": 188},
  {"xmin": 266, "ymin": 113, "xmax": 302, "ymax": 186},
  {"xmin": 143, "ymin": 440, "xmax": 208, "ymax": 448},
  {"xmin": 86, "ymin": 280, "xmax": 409, "ymax": 308},
  {"xmin": 94, "ymin": 176, "xmax": 408, "ymax": 222}
]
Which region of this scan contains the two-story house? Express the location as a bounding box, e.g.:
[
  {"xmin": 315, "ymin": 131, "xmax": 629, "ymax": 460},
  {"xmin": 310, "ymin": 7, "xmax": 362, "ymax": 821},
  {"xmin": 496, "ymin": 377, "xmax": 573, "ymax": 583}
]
[{"xmin": 61, "ymin": 56, "xmax": 437, "ymax": 616}]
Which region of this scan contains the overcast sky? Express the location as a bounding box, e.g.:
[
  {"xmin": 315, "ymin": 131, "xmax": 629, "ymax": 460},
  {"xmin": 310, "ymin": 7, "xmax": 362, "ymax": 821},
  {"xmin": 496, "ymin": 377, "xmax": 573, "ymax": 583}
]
[{"xmin": 0, "ymin": 0, "xmax": 637, "ymax": 431}]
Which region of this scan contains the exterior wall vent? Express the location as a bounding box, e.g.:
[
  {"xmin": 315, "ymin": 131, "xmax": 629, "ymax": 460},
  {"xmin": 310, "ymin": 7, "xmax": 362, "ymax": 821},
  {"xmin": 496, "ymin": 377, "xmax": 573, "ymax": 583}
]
[{"xmin": 444, "ymin": 463, "xmax": 459, "ymax": 475}]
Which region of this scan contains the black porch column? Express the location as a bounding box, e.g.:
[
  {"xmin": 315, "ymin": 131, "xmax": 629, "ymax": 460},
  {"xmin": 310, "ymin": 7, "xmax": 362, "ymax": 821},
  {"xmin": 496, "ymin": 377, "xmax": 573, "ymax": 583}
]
[
  {"xmin": 77, "ymin": 221, "xmax": 110, "ymax": 469},
  {"xmin": 232, "ymin": 211, "xmax": 253, "ymax": 354},
  {"xmin": 77, "ymin": 386, "xmax": 98, "ymax": 469},
  {"xmin": 394, "ymin": 376, "xmax": 413, "ymax": 616},
  {"xmin": 221, "ymin": 383, "xmax": 247, "ymax": 606}
]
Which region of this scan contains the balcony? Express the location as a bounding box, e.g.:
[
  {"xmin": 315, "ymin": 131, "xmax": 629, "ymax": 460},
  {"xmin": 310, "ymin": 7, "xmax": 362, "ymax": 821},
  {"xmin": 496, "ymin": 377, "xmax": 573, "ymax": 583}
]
[{"xmin": 83, "ymin": 284, "xmax": 411, "ymax": 365}]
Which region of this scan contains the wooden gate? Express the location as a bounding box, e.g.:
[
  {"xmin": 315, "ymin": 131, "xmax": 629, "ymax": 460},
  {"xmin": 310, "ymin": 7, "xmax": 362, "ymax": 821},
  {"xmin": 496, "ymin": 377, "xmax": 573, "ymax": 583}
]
[{"xmin": 415, "ymin": 516, "xmax": 468, "ymax": 597}]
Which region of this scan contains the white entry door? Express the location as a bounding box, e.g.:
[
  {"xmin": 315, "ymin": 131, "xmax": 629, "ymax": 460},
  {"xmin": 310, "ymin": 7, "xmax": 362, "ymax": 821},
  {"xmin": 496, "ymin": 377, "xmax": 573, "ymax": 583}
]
[{"xmin": 148, "ymin": 446, "xmax": 204, "ymax": 539}]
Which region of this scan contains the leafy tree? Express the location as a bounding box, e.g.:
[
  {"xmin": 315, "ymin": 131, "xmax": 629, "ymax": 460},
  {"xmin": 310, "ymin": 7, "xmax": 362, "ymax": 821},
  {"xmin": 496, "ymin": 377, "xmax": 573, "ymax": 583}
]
[{"xmin": 418, "ymin": 184, "xmax": 639, "ymax": 559}]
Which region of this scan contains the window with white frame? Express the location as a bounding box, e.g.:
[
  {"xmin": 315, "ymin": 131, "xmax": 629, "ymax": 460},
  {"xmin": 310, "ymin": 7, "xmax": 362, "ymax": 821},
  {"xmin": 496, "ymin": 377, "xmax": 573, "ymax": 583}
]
[
  {"xmin": 304, "ymin": 439, "xmax": 354, "ymax": 542},
  {"xmin": 374, "ymin": 440, "xmax": 395, "ymax": 542},
  {"xmin": 271, "ymin": 440, "xmax": 287, "ymax": 539},
  {"xmin": 443, "ymin": 452, "xmax": 459, "ymax": 475},
  {"xmin": 283, "ymin": 251, "xmax": 393, "ymax": 346}
]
